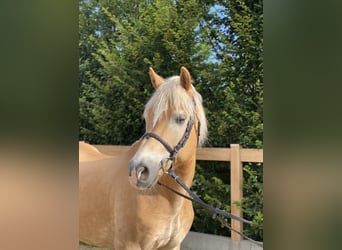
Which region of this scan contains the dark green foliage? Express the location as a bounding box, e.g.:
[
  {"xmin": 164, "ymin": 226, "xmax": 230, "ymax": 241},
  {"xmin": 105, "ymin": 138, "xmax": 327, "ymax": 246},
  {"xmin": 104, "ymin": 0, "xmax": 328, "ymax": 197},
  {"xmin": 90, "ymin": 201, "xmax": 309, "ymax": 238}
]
[
  {"xmin": 79, "ymin": 0, "xmax": 263, "ymax": 241},
  {"xmin": 79, "ymin": 0, "xmax": 207, "ymax": 144},
  {"xmin": 242, "ymin": 164, "xmax": 263, "ymax": 241},
  {"xmin": 199, "ymin": 0, "xmax": 263, "ymax": 148}
]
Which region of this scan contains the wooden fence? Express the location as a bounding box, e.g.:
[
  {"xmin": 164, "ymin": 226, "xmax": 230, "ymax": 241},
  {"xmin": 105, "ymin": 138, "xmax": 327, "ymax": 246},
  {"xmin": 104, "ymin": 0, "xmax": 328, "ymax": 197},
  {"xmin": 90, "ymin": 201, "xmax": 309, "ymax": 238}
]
[{"xmin": 94, "ymin": 144, "xmax": 263, "ymax": 241}]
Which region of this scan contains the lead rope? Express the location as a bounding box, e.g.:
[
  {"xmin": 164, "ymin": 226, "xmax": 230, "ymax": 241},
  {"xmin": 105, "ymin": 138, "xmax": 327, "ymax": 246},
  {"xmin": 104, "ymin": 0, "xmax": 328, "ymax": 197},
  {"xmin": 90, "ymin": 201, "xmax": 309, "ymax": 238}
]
[{"xmin": 158, "ymin": 167, "xmax": 263, "ymax": 248}]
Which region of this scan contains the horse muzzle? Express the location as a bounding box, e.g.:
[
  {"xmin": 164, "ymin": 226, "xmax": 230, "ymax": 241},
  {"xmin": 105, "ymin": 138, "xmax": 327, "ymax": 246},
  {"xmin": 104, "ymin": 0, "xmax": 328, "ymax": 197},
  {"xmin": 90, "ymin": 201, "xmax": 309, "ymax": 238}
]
[{"xmin": 128, "ymin": 158, "xmax": 161, "ymax": 190}]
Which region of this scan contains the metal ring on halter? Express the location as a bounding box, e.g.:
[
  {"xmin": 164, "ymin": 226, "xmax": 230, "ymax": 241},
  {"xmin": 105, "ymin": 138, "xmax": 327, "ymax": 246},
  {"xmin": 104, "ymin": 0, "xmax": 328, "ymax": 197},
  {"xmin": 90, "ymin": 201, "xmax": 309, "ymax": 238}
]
[{"xmin": 160, "ymin": 157, "xmax": 173, "ymax": 173}]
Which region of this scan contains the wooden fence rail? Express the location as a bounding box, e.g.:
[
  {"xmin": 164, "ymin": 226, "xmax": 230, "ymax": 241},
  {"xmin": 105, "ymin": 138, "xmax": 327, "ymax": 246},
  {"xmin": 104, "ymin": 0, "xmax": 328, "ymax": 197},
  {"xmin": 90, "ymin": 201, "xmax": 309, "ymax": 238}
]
[{"xmin": 94, "ymin": 144, "xmax": 263, "ymax": 241}]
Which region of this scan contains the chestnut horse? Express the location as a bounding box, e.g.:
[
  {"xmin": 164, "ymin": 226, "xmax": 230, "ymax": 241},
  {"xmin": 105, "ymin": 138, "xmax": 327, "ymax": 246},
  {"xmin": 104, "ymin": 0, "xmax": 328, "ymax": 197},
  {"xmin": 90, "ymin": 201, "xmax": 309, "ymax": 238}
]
[{"xmin": 79, "ymin": 67, "xmax": 207, "ymax": 250}]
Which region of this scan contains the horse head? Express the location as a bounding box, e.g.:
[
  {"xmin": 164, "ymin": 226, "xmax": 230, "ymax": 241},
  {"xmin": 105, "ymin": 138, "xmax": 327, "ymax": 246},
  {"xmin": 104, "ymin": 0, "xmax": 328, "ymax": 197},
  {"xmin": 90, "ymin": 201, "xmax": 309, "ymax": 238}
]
[{"xmin": 128, "ymin": 67, "xmax": 207, "ymax": 190}]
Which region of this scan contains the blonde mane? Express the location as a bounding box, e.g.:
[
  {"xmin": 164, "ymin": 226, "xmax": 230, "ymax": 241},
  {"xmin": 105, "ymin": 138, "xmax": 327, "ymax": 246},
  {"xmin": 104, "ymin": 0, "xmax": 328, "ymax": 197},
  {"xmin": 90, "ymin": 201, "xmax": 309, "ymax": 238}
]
[{"xmin": 143, "ymin": 76, "xmax": 208, "ymax": 146}]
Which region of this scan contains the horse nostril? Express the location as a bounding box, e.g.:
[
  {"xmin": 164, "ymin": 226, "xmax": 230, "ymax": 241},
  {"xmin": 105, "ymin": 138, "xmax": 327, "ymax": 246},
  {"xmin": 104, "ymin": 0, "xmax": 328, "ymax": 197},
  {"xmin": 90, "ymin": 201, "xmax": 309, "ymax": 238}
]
[{"xmin": 136, "ymin": 166, "xmax": 149, "ymax": 181}]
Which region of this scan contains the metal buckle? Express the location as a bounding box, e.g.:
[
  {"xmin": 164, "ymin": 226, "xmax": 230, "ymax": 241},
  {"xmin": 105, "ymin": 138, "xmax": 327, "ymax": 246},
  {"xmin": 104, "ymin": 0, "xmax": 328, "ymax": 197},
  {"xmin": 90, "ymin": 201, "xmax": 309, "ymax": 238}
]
[{"xmin": 160, "ymin": 158, "xmax": 173, "ymax": 173}]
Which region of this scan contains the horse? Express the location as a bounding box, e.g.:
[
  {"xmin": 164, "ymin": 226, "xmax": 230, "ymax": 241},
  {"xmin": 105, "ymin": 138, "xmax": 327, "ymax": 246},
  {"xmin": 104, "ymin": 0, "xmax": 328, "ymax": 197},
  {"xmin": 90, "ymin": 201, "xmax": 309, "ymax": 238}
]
[{"xmin": 79, "ymin": 66, "xmax": 208, "ymax": 250}]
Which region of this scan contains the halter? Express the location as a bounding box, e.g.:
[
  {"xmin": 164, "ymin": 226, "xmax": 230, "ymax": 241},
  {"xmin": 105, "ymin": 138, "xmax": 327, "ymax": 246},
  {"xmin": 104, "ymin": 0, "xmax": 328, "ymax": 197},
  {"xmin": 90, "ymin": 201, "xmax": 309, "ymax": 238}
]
[{"xmin": 141, "ymin": 99, "xmax": 199, "ymax": 171}]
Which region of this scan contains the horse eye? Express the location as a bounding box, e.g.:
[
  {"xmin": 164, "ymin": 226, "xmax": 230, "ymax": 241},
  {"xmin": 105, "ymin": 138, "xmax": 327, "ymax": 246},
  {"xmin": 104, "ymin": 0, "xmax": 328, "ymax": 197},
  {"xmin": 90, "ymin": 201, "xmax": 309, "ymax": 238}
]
[{"xmin": 174, "ymin": 115, "xmax": 186, "ymax": 124}]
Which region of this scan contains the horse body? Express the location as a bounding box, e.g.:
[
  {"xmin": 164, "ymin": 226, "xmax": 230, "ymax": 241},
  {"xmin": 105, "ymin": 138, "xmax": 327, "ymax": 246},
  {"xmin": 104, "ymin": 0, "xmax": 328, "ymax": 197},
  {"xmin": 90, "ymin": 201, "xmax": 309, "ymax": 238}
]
[
  {"xmin": 79, "ymin": 142, "xmax": 194, "ymax": 249},
  {"xmin": 79, "ymin": 141, "xmax": 112, "ymax": 162},
  {"xmin": 79, "ymin": 67, "xmax": 207, "ymax": 250}
]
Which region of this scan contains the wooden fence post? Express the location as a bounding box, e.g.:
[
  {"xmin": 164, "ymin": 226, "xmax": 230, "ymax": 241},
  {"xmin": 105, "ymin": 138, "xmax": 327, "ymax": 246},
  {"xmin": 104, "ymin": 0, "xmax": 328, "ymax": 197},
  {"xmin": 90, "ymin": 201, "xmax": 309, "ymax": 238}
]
[{"xmin": 230, "ymin": 144, "xmax": 243, "ymax": 241}]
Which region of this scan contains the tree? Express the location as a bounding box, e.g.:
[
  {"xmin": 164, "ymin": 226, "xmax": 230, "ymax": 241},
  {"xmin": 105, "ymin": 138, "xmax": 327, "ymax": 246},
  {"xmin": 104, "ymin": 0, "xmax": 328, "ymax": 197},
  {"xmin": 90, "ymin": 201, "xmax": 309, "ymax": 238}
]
[
  {"xmin": 198, "ymin": 0, "xmax": 263, "ymax": 148},
  {"xmin": 79, "ymin": 0, "xmax": 209, "ymax": 144},
  {"xmin": 192, "ymin": 0, "xmax": 263, "ymax": 240}
]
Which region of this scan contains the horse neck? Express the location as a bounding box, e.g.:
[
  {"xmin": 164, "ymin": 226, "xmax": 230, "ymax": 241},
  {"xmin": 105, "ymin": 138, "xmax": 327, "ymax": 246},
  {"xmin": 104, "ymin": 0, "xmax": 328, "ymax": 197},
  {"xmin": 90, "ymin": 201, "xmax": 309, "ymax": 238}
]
[{"xmin": 174, "ymin": 156, "xmax": 196, "ymax": 186}]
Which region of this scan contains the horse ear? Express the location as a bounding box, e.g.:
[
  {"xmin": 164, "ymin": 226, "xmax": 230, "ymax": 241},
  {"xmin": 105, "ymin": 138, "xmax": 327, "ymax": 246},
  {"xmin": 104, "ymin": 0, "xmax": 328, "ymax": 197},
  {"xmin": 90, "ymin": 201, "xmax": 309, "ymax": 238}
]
[
  {"xmin": 149, "ymin": 67, "xmax": 164, "ymax": 89},
  {"xmin": 180, "ymin": 66, "xmax": 192, "ymax": 94}
]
